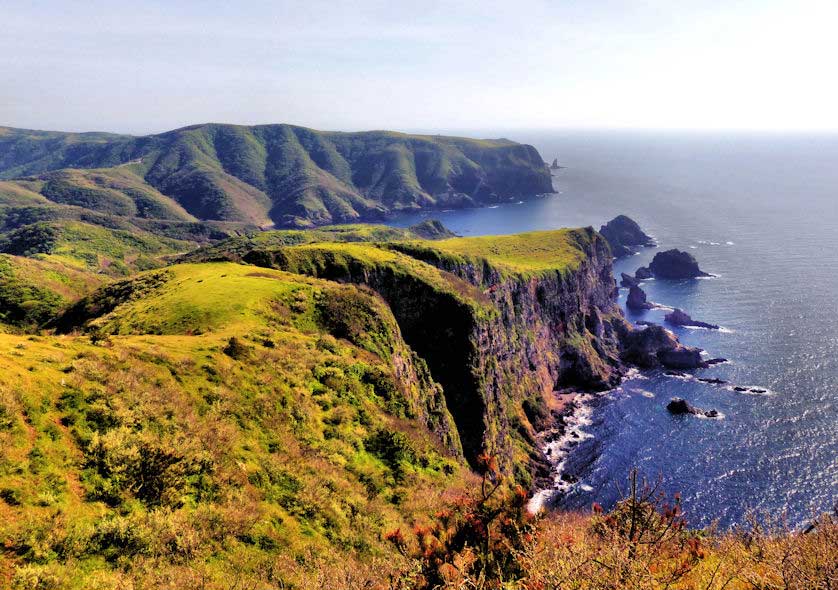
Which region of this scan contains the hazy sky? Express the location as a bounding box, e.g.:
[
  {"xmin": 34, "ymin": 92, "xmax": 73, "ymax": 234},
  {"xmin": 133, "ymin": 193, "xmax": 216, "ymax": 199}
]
[{"xmin": 3, "ymin": 0, "xmax": 838, "ymax": 134}]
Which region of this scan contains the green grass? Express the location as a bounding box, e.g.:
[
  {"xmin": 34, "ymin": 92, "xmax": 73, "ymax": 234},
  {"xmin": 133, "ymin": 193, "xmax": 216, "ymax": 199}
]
[
  {"xmin": 389, "ymin": 227, "xmax": 600, "ymax": 278},
  {"xmin": 67, "ymin": 263, "xmax": 320, "ymax": 335}
]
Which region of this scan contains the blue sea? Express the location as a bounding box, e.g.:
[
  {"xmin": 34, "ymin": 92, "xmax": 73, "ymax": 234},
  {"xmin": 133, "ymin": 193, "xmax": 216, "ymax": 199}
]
[{"xmin": 389, "ymin": 130, "xmax": 838, "ymax": 528}]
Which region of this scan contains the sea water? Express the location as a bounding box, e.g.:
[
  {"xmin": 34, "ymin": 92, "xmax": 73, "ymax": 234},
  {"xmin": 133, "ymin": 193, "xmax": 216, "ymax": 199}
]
[{"xmin": 388, "ymin": 130, "xmax": 838, "ymax": 527}]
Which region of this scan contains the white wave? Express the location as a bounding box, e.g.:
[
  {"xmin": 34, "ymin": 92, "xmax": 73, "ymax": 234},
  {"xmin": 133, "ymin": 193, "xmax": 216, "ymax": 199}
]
[
  {"xmin": 623, "ymin": 367, "xmax": 649, "ymax": 380},
  {"xmin": 726, "ymin": 241, "xmax": 735, "ymax": 245},
  {"xmin": 633, "ymin": 388, "xmax": 655, "ymax": 398},
  {"xmin": 487, "ymin": 205, "xmax": 500, "ymax": 209},
  {"xmin": 527, "ymin": 394, "xmax": 596, "ymax": 513},
  {"xmin": 696, "ymin": 411, "xmax": 725, "ymax": 420}
]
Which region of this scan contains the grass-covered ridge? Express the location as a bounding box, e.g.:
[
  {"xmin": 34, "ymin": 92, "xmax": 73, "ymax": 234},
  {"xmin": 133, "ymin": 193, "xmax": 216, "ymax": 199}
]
[
  {"xmin": 390, "ymin": 227, "xmax": 600, "ymax": 279},
  {"xmin": 0, "ymin": 123, "xmax": 552, "ymax": 228}
]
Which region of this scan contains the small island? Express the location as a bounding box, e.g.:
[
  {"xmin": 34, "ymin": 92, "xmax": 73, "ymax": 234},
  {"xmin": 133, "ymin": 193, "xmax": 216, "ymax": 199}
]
[{"xmin": 649, "ymin": 249, "xmax": 711, "ymax": 279}]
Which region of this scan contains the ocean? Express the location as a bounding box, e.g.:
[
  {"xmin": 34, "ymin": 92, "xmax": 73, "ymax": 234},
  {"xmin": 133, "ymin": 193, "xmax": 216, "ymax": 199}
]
[{"xmin": 388, "ymin": 130, "xmax": 838, "ymax": 528}]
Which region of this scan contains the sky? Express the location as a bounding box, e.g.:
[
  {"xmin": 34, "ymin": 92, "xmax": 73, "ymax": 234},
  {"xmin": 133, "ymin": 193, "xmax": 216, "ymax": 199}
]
[{"xmin": 2, "ymin": 0, "xmax": 838, "ymax": 135}]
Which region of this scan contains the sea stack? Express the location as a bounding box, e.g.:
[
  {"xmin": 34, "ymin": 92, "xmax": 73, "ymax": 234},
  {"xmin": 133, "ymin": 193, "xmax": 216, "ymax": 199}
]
[
  {"xmin": 626, "ymin": 285, "xmax": 654, "ymax": 310},
  {"xmin": 665, "ymin": 308, "xmax": 719, "ymax": 330},
  {"xmin": 620, "ymin": 272, "xmax": 639, "ymax": 288},
  {"xmin": 599, "ymin": 215, "xmax": 656, "ymax": 258},
  {"xmin": 649, "ymin": 249, "xmax": 711, "ymax": 279}
]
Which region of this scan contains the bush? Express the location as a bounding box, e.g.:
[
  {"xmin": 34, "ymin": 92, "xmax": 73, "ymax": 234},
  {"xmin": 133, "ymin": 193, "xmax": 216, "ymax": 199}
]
[{"xmin": 222, "ymin": 336, "xmax": 251, "ymax": 360}]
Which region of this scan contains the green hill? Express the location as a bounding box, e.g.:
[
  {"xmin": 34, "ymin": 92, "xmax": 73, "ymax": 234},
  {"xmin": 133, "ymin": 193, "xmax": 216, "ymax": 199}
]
[{"xmin": 0, "ymin": 124, "xmax": 552, "ymax": 228}]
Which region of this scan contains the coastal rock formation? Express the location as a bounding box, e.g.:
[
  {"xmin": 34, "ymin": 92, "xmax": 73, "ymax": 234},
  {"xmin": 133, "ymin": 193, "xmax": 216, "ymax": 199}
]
[
  {"xmin": 665, "ymin": 308, "xmax": 719, "ymax": 329},
  {"xmin": 626, "ymin": 285, "xmax": 654, "ymax": 310},
  {"xmin": 635, "ymin": 266, "xmax": 653, "ymax": 279},
  {"xmin": 649, "ymin": 249, "xmax": 710, "ymax": 279},
  {"xmin": 620, "ymin": 272, "xmax": 639, "ymax": 288},
  {"xmin": 667, "ymin": 397, "xmax": 719, "ymax": 418},
  {"xmin": 599, "ymin": 215, "xmax": 656, "ymax": 258},
  {"xmin": 618, "ymin": 324, "xmax": 705, "ymax": 369},
  {"xmin": 550, "ymin": 158, "xmax": 561, "ymax": 169},
  {"xmin": 239, "ymin": 227, "xmax": 626, "ymax": 484}
]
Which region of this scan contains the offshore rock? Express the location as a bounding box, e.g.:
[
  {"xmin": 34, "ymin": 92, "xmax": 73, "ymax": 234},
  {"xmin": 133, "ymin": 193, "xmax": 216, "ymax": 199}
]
[
  {"xmin": 667, "ymin": 397, "xmax": 719, "ymax": 418},
  {"xmin": 635, "ymin": 266, "xmax": 653, "ymax": 279},
  {"xmin": 618, "ymin": 324, "xmax": 705, "ymax": 370},
  {"xmin": 626, "ymin": 285, "xmax": 654, "ymax": 310},
  {"xmin": 620, "ymin": 272, "xmax": 639, "ymax": 288},
  {"xmin": 599, "ymin": 215, "xmax": 656, "ymax": 258},
  {"xmin": 649, "ymin": 249, "xmax": 711, "ymax": 279},
  {"xmin": 665, "ymin": 308, "xmax": 719, "ymax": 329}
]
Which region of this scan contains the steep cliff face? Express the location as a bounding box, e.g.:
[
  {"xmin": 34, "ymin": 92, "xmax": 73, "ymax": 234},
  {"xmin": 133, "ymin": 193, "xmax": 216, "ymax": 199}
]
[{"xmin": 242, "ymin": 228, "xmax": 626, "ymax": 485}]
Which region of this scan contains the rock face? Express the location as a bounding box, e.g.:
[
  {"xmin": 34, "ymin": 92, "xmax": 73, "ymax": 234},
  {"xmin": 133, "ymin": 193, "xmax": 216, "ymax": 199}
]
[
  {"xmin": 649, "ymin": 249, "xmax": 710, "ymax": 279},
  {"xmin": 619, "ymin": 324, "xmax": 705, "ymax": 369},
  {"xmin": 665, "ymin": 308, "xmax": 719, "ymax": 329},
  {"xmin": 620, "ymin": 272, "xmax": 639, "ymax": 288},
  {"xmin": 626, "ymin": 285, "xmax": 654, "ymax": 310},
  {"xmin": 635, "ymin": 266, "xmax": 653, "ymax": 279},
  {"xmin": 599, "ymin": 215, "xmax": 656, "ymax": 258},
  {"xmin": 246, "ymin": 227, "xmax": 626, "ymax": 485}
]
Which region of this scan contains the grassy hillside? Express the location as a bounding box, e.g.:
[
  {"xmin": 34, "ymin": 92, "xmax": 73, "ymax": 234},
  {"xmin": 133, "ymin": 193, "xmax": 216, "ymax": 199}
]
[
  {"xmin": 0, "ymin": 261, "xmax": 468, "ymax": 588},
  {"xmin": 0, "ymin": 255, "xmax": 104, "ymax": 330},
  {"xmin": 0, "ymin": 124, "xmax": 552, "ymax": 228},
  {"xmin": 0, "ymin": 220, "xmax": 191, "ymax": 276}
]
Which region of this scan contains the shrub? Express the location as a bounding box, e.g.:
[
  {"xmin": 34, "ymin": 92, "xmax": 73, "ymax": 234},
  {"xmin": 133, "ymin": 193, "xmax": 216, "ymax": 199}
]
[{"xmin": 222, "ymin": 336, "xmax": 251, "ymax": 360}]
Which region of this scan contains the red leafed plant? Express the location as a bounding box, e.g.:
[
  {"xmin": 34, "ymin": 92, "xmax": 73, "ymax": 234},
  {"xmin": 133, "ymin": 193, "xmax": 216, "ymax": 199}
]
[{"xmin": 385, "ymin": 453, "xmax": 538, "ymax": 588}]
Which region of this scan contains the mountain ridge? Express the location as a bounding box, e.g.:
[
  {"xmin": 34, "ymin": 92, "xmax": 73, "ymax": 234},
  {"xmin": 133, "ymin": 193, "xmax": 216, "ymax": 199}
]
[{"xmin": 0, "ymin": 123, "xmax": 553, "ymax": 229}]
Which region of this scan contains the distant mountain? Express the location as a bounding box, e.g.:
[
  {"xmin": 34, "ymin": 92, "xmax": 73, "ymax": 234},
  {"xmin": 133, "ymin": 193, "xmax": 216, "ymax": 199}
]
[{"xmin": 0, "ymin": 124, "xmax": 552, "ymax": 228}]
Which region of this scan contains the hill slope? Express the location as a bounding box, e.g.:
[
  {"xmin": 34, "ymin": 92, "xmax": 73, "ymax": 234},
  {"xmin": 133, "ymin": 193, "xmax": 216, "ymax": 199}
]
[{"xmin": 0, "ymin": 124, "xmax": 552, "ymax": 228}]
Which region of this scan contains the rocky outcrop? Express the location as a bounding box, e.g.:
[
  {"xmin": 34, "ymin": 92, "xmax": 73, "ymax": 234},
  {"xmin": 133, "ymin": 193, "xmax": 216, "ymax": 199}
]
[
  {"xmin": 620, "ymin": 272, "xmax": 639, "ymax": 288},
  {"xmin": 635, "ymin": 266, "xmax": 653, "ymax": 279},
  {"xmin": 667, "ymin": 397, "xmax": 719, "ymax": 418},
  {"xmin": 649, "ymin": 249, "xmax": 710, "ymax": 279},
  {"xmin": 626, "ymin": 285, "xmax": 654, "ymax": 310},
  {"xmin": 407, "ymin": 219, "xmax": 458, "ymax": 240},
  {"xmin": 599, "ymin": 215, "xmax": 655, "ymax": 258},
  {"xmin": 618, "ymin": 324, "xmax": 705, "ymax": 369},
  {"xmin": 550, "ymin": 158, "xmax": 561, "ymax": 170},
  {"xmin": 665, "ymin": 308, "xmax": 719, "ymax": 329}
]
